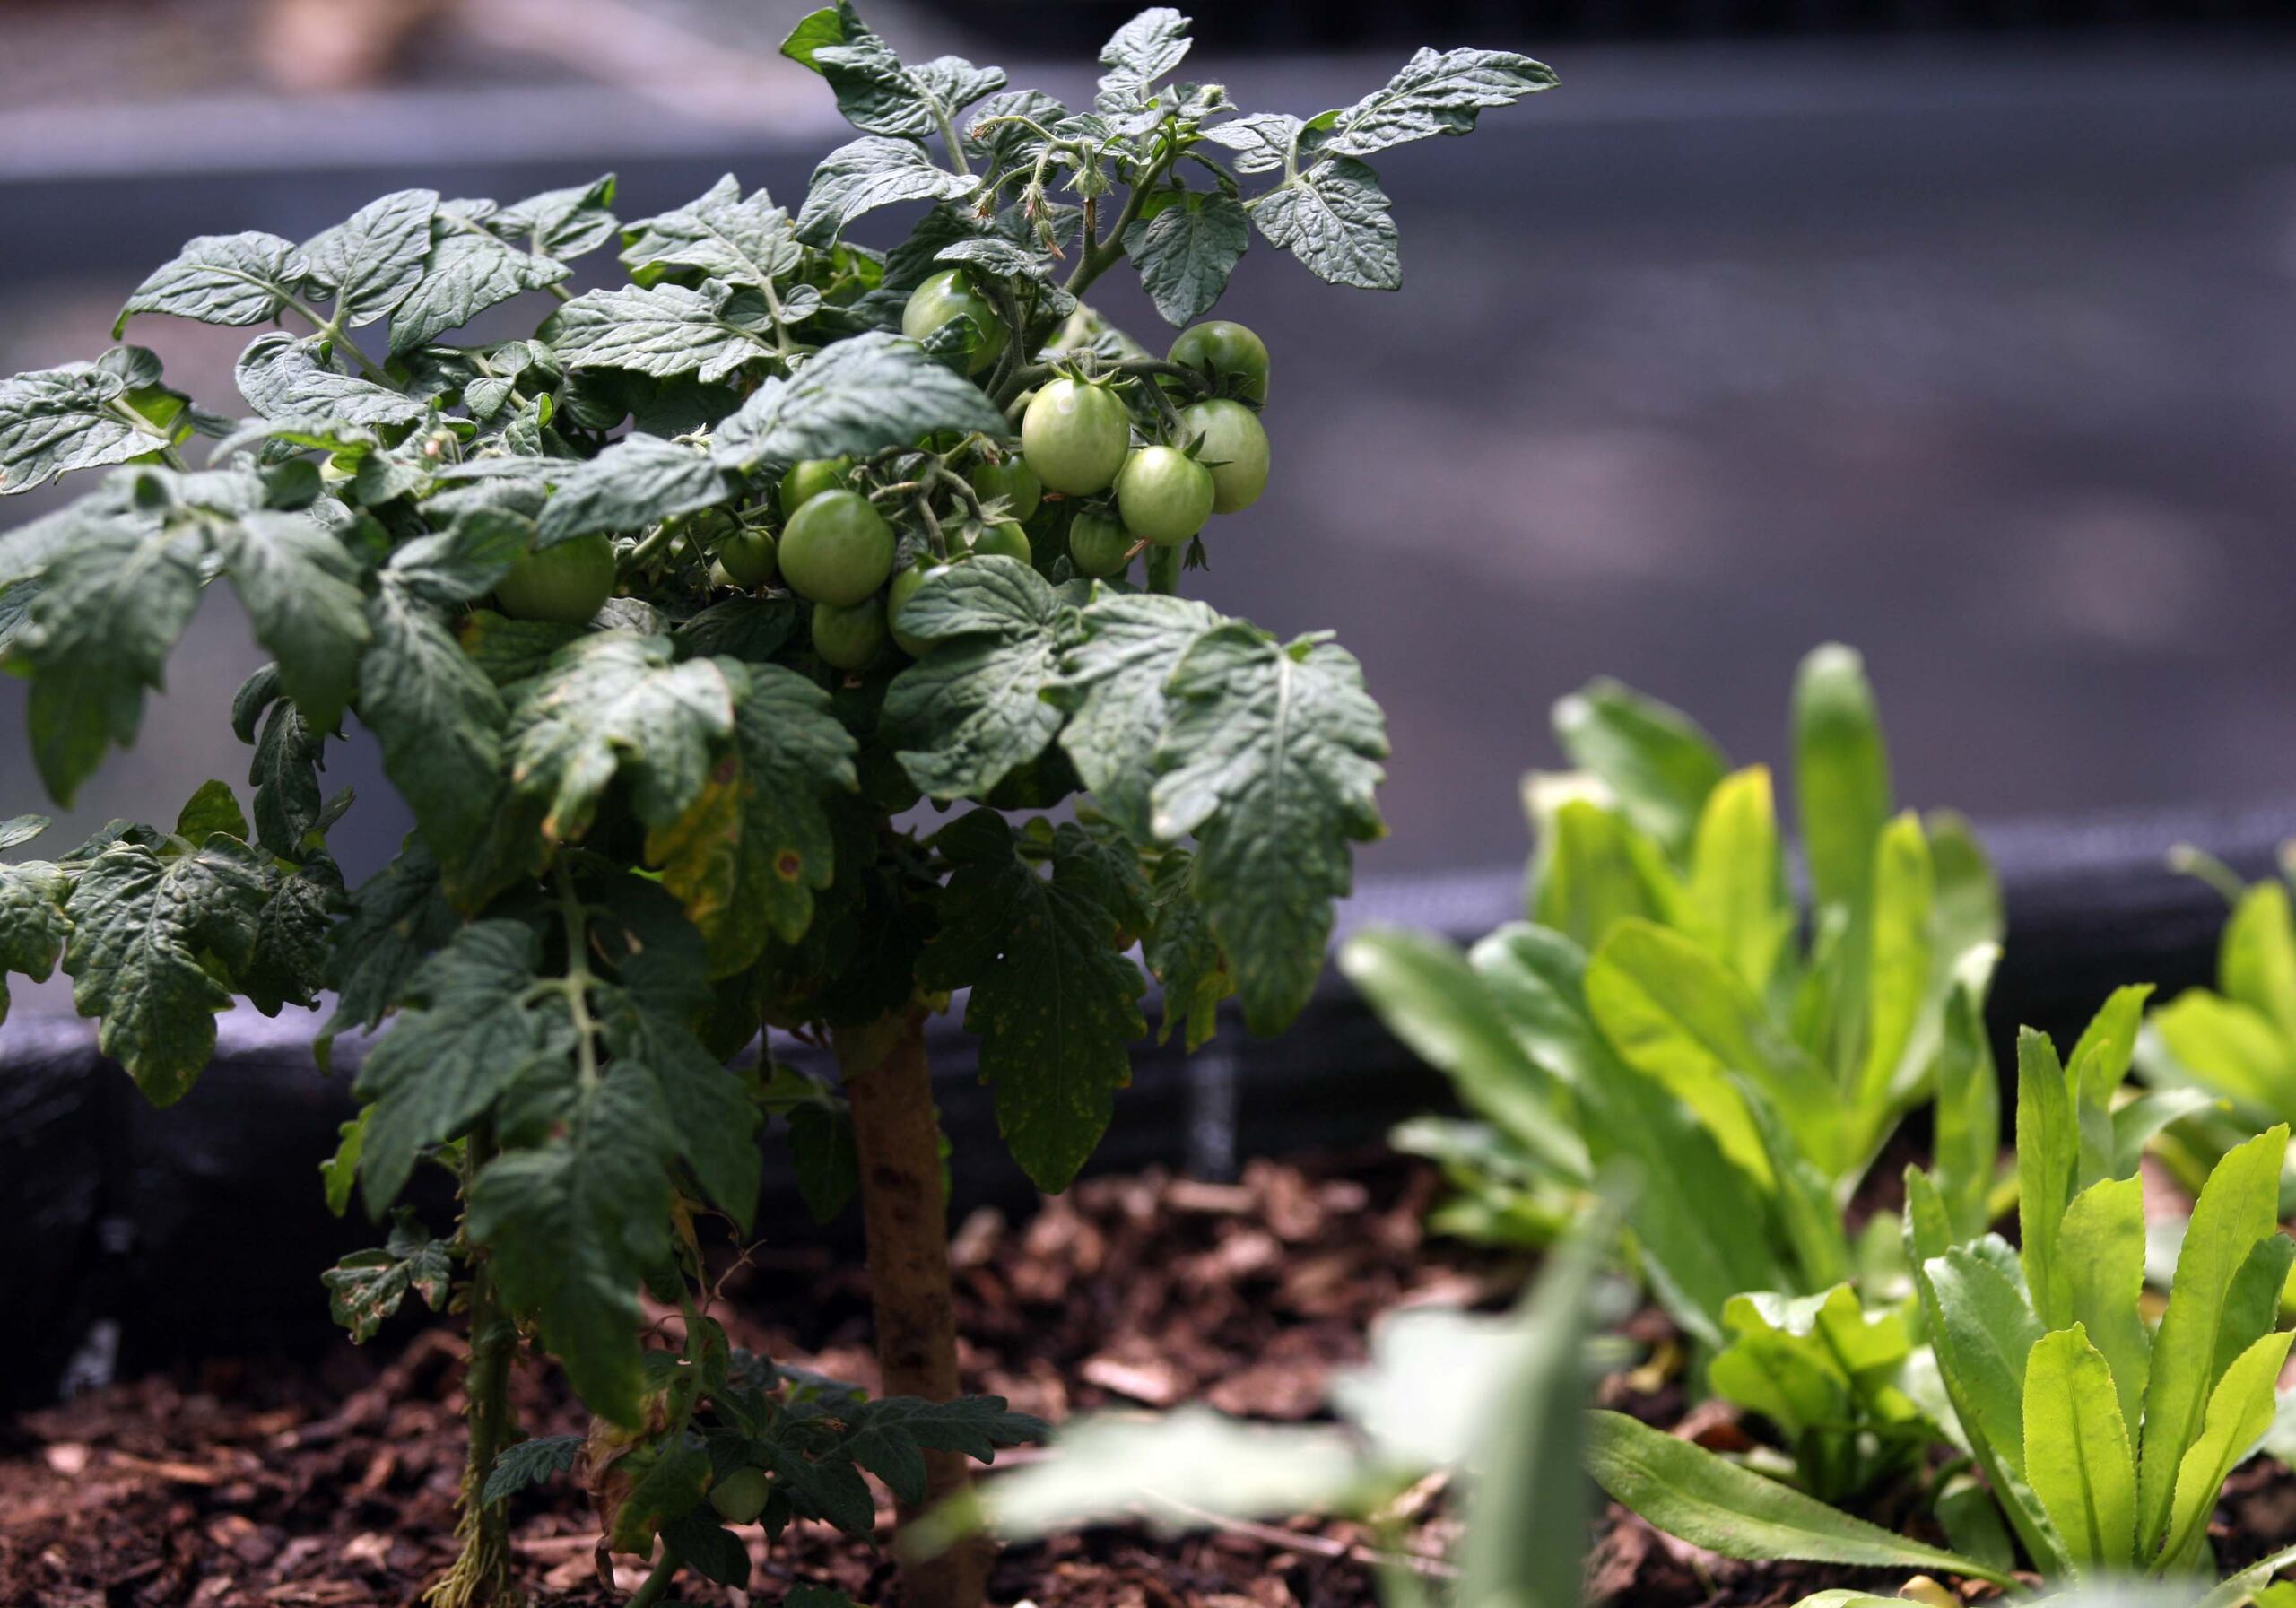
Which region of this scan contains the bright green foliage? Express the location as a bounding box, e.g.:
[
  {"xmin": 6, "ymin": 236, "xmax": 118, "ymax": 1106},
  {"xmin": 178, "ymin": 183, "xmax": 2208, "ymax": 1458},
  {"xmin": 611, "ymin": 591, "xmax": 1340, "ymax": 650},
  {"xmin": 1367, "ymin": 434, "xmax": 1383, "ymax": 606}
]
[
  {"xmin": 1592, "ymin": 997, "xmax": 2292, "ymax": 1596},
  {"xmin": 2136, "ymin": 856, "xmax": 2296, "ymax": 1210},
  {"xmin": 1344, "ymin": 646, "xmax": 2004, "ymax": 1349},
  {"xmin": 0, "ymin": 10, "xmax": 1551, "ymax": 1602}
]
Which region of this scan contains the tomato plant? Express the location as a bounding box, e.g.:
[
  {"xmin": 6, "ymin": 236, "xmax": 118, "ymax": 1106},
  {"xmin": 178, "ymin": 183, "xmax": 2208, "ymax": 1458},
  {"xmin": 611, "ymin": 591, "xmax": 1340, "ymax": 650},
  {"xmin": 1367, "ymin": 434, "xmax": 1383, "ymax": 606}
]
[{"xmin": 0, "ymin": 9, "xmax": 1554, "ymax": 1606}]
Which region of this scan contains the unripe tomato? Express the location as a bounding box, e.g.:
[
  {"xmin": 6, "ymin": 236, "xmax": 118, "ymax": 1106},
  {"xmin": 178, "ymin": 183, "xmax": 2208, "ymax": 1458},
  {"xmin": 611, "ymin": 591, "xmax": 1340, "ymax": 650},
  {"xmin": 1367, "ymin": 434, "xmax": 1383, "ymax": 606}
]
[
  {"xmin": 779, "ymin": 456, "xmax": 850, "ymax": 516},
  {"xmin": 901, "ymin": 269, "xmax": 1006, "ymax": 377},
  {"xmin": 710, "ymin": 1467, "xmax": 770, "ymax": 1525},
  {"xmin": 1066, "ymin": 508, "xmax": 1134, "ymax": 578},
  {"xmin": 968, "ymin": 520, "xmax": 1032, "ymax": 564},
  {"xmin": 494, "ymin": 534, "xmax": 614, "ymax": 623},
  {"xmin": 779, "ymin": 490, "xmax": 893, "ymax": 606},
  {"xmin": 969, "ymin": 456, "xmax": 1041, "ymax": 522},
  {"xmin": 1177, "ymin": 398, "xmax": 1269, "ymax": 514},
  {"xmin": 888, "ymin": 561, "xmax": 952, "ymax": 657},
  {"xmin": 1022, "ymin": 378, "xmax": 1129, "ymax": 495},
  {"xmin": 1169, "ymin": 320, "xmax": 1270, "ymax": 403},
  {"xmin": 812, "ymin": 596, "xmax": 888, "ymax": 670},
  {"xmin": 1115, "ymin": 447, "xmax": 1214, "ymax": 547},
  {"xmin": 718, "ymin": 525, "xmax": 778, "ymax": 587}
]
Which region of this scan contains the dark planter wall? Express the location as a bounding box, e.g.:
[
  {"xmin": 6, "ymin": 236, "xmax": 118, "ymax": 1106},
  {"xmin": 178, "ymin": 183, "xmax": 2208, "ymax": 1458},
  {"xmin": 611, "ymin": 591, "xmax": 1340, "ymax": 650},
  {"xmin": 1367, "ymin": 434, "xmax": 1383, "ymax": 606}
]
[{"xmin": 4, "ymin": 804, "xmax": 2291, "ymax": 1408}]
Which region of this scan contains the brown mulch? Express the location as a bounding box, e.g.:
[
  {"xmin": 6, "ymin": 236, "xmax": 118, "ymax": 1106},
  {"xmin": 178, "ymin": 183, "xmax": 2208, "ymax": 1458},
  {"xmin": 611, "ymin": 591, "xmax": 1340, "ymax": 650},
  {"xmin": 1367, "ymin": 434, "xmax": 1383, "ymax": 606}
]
[{"xmin": 6, "ymin": 1152, "xmax": 2292, "ymax": 1608}]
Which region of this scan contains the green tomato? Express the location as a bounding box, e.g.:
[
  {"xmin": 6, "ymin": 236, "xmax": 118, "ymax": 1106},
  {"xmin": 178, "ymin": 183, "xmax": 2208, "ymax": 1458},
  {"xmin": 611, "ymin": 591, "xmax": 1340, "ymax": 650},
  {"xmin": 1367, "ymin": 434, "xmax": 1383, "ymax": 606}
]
[
  {"xmin": 779, "ymin": 490, "xmax": 894, "ymax": 606},
  {"xmin": 1115, "ymin": 447, "xmax": 1214, "ymax": 547},
  {"xmin": 709, "ymin": 1467, "xmax": 770, "ymax": 1525},
  {"xmin": 969, "ymin": 456, "xmax": 1041, "ymax": 522},
  {"xmin": 812, "ymin": 596, "xmax": 888, "ymax": 670},
  {"xmin": 1066, "ymin": 508, "xmax": 1134, "ymax": 578},
  {"xmin": 901, "ymin": 268, "xmax": 1007, "ymax": 377},
  {"xmin": 1177, "ymin": 398, "xmax": 1269, "ymax": 514},
  {"xmin": 717, "ymin": 525, "xmax": 778, "ymax": 587},
  {"xmin": 778, "ymin": 456, "xmax": 851, "ymax": 516},
  {"xmin": 889, "ymin": 561, "xmax": 952, "ymax": 657},
  {"xmin": 1022, "ymin": 378, "xmax": 1130, "ymax": 495},
  {"xmin": 969, "ymin": 520, "xmax": 1032, "ymax": 564},
  {"xmin": 494, "ymin": 534, "xmax": 614, "ymax": 624},
  {"xmin": 1169, "ymin": 320, "xmax": 1270, "ymax": 404}
]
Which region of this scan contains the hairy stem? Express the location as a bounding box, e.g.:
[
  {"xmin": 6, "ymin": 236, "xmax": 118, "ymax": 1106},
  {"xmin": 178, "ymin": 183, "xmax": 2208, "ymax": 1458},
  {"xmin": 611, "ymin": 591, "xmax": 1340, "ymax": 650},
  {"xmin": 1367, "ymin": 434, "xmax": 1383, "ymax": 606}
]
[
  {"xmin": 833, "ymin": 1003, "xmax": 989, "ymax": 1608},
  {"xmin": 427, "ymin": 1132, "xmax": 521, "ymax": 1608},
  {"xmin": 1145, "ymin": 543, "xmax": 1182, "ymax": 595}
]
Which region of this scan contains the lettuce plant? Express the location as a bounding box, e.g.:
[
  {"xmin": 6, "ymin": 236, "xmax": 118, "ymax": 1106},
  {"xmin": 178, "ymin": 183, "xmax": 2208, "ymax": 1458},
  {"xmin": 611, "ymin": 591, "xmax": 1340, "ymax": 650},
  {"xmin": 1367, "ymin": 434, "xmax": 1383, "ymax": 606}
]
[
  {"xmin": 1588, "ymin": 995, "xmax": 2296, "ymax": 1603},
  {"xmin": 1343, "ymin": 644, "xmax": 2003, "ymax": 1349},
  {"xmin": 0, "ymin": 8, "xmax": 1557, "ymax": 1604}
]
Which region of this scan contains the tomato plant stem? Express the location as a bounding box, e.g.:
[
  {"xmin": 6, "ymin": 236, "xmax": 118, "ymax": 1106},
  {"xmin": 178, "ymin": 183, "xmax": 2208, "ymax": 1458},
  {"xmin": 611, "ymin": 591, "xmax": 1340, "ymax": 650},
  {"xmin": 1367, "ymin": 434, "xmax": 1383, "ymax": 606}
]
[
  {"xmin": 834, "ymin": 1003, "xmax": 989, "ymax": 1608},
  {"xmin": 623, "ymin": 1551, "xmax": 680, "ymax": 1608},
  {"xmin": 427, "ymin": 1130, "xmax": 520, "ymax": 1608},
  {"xmin": 1145, "ymin": 543, "xmax": 1181, "ymax": 594}
]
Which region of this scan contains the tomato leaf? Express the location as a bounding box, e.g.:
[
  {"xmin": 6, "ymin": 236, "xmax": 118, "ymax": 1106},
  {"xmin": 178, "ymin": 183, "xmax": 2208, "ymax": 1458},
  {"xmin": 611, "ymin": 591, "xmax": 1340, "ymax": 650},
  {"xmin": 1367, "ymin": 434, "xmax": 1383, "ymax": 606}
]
[
  {"xmin": 712, "ymin": 330, "xmax": 1004, "ymax": 477},
  {"xmin": 236, "ymin": 334, "xmax": 428, "ymax": 428},
  {"xmin": 533, "ymin": 434, "xmax": 729, "ymax": 546},
  {"xmin": 1095, "ymin": 8, "xmax": 1190, "ymax": 111},
  {"xmin": 794, "ymin": 135, "xmax": 980, "ymax": 248},
  {"xmin": 389, "ymin": 223, "xmax": 569, "ymax": 356},
  {"xmin": 299, "ymin": 188, "xmax": 439, "ymax": 327},
  {"xmin": 1049, "ymin": 589, "xmax": 1219, "ymax": 841},
  {"xmin": 322, "ymin": 1208, "xmax": 454, "ymax": 1343},
  {"xmin": 918, "ymin": 812, "xmax": 1147, "ymax": 1192},
  {"xmin": 480, "ymin": 1434, "xmax": 586, "ymax": 1506},
  {"xmin": 1248, "ymin": 157, "xmax": 1400, "ymax": 291},
  {"xmin": 1124, "ymin": 192, "xmax": 1251, "ymax": 327},
  {"xmin": 115, "ymin": 231, "xmax": 309, "ymax": 335},
  {"xmin": 883, "ymin": 558, "xmax": 1066, "ymax": 800},
  {"xmin": 1314, "ymin": 48, "xmax": 1557, "ymax": 160},
  {"xmin": 546, "ymin": 282, "xmax": 778, "ymax": 383},
  {"xmin": 1150, "ymin": 624, "xmax": 1386, "ymax": 1034},
  {"xmin": 0, "ymin": 360, "xmax": 178, "ymax": 494}
]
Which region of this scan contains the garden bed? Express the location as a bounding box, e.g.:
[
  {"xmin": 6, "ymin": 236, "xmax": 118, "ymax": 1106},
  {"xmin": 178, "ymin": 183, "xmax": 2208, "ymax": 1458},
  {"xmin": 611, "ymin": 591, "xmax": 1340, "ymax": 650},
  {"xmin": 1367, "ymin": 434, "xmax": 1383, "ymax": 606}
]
[{"xmin": 13, "ymin": 1151, "xmax": 2296, "ymax": 1608}]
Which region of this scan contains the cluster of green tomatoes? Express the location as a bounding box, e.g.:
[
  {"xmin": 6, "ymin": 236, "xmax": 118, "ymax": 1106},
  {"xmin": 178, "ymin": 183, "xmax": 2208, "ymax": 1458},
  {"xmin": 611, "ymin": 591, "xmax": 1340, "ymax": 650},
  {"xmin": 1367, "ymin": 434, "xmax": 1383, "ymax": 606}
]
[{"xmin": 488, "ymin": 269, "xmax": 1273, "ymax": 672}]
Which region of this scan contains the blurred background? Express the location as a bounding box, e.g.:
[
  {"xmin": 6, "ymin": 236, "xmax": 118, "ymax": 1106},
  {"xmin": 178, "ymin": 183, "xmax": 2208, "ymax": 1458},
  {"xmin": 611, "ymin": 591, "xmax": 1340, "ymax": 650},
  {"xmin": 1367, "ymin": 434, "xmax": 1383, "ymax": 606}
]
[{"xmin": 4, "ymin": 0, "xmax": 2296, "ymax": 913}]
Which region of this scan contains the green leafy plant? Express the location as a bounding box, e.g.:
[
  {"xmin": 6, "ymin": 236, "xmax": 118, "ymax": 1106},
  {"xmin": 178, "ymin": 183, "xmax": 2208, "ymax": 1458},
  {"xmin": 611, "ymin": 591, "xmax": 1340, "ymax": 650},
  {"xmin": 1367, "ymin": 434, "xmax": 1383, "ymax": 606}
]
[
  {"xmin": 2134, "ymin": 847, "xmax": 2296, "ymax": 1213},
  {"xmin": 0, "ymin": 8, "xmax": 1554, "ymax": 1605},
  {"xmin": 1589, "ymin": 995, "xmax": 2296, "ymax": 1604},
  {"xmin": 1342, "ymin": 645, "xmax": 2004, "ymax": 1351}
]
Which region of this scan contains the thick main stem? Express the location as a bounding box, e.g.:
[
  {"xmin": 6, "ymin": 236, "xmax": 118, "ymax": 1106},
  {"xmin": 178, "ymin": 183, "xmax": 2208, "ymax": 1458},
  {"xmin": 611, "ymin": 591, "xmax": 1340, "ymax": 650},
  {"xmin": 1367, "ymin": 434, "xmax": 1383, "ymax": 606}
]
[
  {"xmin": 429, "ymin": 1134, "xmax": 520, "ymax": 1608},
  {"xmin": 834, "ymin": 1004, "xmax": 989, "ymax": 1608}
]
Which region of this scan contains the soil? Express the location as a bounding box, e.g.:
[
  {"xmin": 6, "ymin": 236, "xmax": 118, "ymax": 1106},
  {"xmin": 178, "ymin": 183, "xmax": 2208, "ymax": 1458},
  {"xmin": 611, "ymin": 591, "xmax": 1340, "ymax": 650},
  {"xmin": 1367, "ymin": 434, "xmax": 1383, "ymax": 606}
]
[{"xmin": 4, "ymin": 1152, "xmax": 2293, "ymax": 1608}]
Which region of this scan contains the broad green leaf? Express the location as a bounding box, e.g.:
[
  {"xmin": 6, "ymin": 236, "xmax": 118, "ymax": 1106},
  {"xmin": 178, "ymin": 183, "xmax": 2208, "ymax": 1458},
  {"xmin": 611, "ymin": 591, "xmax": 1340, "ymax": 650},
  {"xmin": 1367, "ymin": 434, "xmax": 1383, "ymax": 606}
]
[
  {"xmin": 1151, "ymin": 624, "xmax": 1388, "ymax": 1035},
  {"xmin": 213, "ymin": 509, "xmax": 370, "ymax": 731},
  {"xmin": 1095, "ymin": 7, "xmax": 1190, "ymax": 109},
  {"xmin": 2053, "ymin": 1175, "xmax": 2152, "ymax": 1434},
  {"xmin": 1683, "ymin": 767, "xmax": 1794, "ymax": 994},
  {"xmin": 2223, "ymin": 882, "xmax": 2296, "ymax": 1040},
  {"xmin": 1926, "ymin": 809, "xmax": 2005, "ymax": 969},
  {"xmin": 546, "ymin": 282, "xmax": 777, "ymax": 382},
  {"xmin": 1852, "ymin": 813, "xmax": 1933, "ymax": 1133},
  {"xmin": 787, "ymin": 2, "xmax": 1004, "ymax": 141},
  {"xmin": 1792, "ymin": 641, "xmax": 1891, "ymax": 939},
  {"xmin": 300, "ymin": 188, "xmax": 438, "ymax": 326},
  {"xmin": 491, "ymin": 173, "xmax": 620, "ymax": 257},
  {"xmin": 839, "ymin": 1395, "xmax": 1047, "ymax": 1508},
  {"xmin": 0, "ymin": 856, "xmax": 71, "ymax": 1027},
  {"xmin": 1469, "ymin": 925, "xmax": 1787, "ymax": 1343},
  {"xmin": 534, "ymin": 434, "xmax": 729, "ymax": 545},
  {"xmin": 1707, "ymin": 1287, "xmax": 1868, "ymax": 1446},
  {"xmin": 1586, "ymin": 918, "xmax": 1843, "ymax": 1185},
  {"xmin": 1049, "ymin": 589, "xmax": 1221, "ymax": 840},
  {"xmin": 1926, "ymin": 1241, "xmax": 2047, "ymax": 1471},
  {"xmin": 2022, "ymin": 1324, "xmax": 2137, "ymax": 1573},
  {"xmin": 712, "ymin": 331, "xmax": 1004, "ymax": 476},
  {"xmin": 1315, "ymin": 48, "xmax": 1557, "ymax": 159},
  {"xmin": 1584, "ymin": 1409, "xmax": 2013, "ymax": 1585},
  {"xmin": 1339, "ymin": 927, "xmax": 1589, "ymax": 1182},
  {"xmin": 352, "ymin": 920, "xmax": 566, "ymax": 1211},
  {"xmin": 1552, "ymin": 676, "xmax": 1727, "ymax": 860},
  {"xmin": 175, "ymin": 778, "xmax": 249, "ymax": 843},
  {"xmin": 622, "ymin": 175, "xmax": 804, "ymax": 292},
  {"xmin": 2201, "ymin": 1542, "xmax": 2296, "ymax": 1608},
  {"xmin": 506, "ymin": 632, "xmax": 735, "ymax": 842},
  {"xmin": 2135, "ymin": 1125, "xmax": 2291, "ymax": 1554},
  {"xmin": 1528, "ymin": 791, "xmax": 1668, "ymax": 950},
  {"xmin": 2152, "ymin": 990, "xmax": 2296, "ymax": 1121},
  {"xmin": 0, "ymin": 361, "xmax": 177, "ymax": 494},
  {"xmin": 2068, "ymin": 981, "xmax": 2153, "ymax": 1114},
  {"xmin": 2019, "ymin": 1027, "xmax": 2079, "ymax": 1324},
  {"xmin": 1123, "ymin": 192, "xmax": 1250, "ymax": 326},
  {"xmin": 481, "ymin": 1435, "xmax": 586, "ymax": 1506},
  {"xmin": 917, "ymin": 813, "xmax": 1146, "ymax": 1191},
  {"xmin": 647, "ymin": 661, "xmax": 857, "ymax": 975},
  {"xmin": 468, "ymin": 1059, "xmax": 676, "ymax": 1428},
  {"xmin": 795, "ymin": 135, "xmax": 980, "ymax": 247},
  {"xmin": 318, "ymin": 841, "xmax": 457, "ymax": 1058},
  {"xmin": 115, "ymin": 231, "xmax": 309, "ymax": 334},
  {"xmin": 61, "ymin": 836, "xmax": 270, "ymax": 1104},
  {"xmin": 389, "ymin": 225, "xmax": 569, "ymax": 354},
  {"xmin": 235, "ymin": 334, "xmax": 428, "ymax": 428},
  {"xmin": 321, "ymin": 1209, "xmax": 452, "ymax": 1343},
  {"xmin": 2160, "ymin": 1329, "xmax": 2295, "ymax": 1570},
  {"xmin": 1931, "ymin": 976, "xmax": 2001, "ymax": 1241},
  {"xmin": 1144, "ymin": 847, "xmax": 1230, "ymax": 1049},
  {"xmin": 1453, "ymin": 1187, "xmax": 1623, "ymax": 1608},
  {"xmin": 1201, "ymin": 112, "xmax": 1301, "ymax": 177},
  {"xmin": 13, "ymin": 506, "xmax": 204, "ymax": 804},
  {"xmin": 1248, "ymin": 156, "xmax": 1400, "ymax": 291},
  {"xmin": 883, "ymin": 558, "xmax": 1065, "ymax": 799}
]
